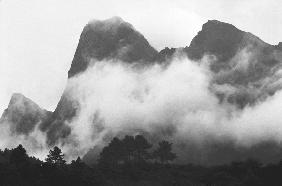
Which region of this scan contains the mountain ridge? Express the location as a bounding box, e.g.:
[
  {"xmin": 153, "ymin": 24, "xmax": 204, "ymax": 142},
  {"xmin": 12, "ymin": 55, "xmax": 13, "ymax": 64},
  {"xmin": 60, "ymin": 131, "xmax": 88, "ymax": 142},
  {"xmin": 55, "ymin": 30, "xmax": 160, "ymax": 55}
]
[
  {"xmin": 3, "ymin": 17, "xmax": 282, "ymax": 140},
  {"xmin": 2, "ymin": 17, "xmax": 282, "ymax": 165}
]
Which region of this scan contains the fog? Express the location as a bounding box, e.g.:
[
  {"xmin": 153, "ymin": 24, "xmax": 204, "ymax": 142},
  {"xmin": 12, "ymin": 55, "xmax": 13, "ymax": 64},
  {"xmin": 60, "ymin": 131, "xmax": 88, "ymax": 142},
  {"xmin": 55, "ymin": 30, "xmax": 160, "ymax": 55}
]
[
  {"xmin": 1, "ymin": 47, "xmax": 282, "ymax": 162},
  {"xmin": 54, "ymin": 53, "xmax": 282, "ymax": 160}
]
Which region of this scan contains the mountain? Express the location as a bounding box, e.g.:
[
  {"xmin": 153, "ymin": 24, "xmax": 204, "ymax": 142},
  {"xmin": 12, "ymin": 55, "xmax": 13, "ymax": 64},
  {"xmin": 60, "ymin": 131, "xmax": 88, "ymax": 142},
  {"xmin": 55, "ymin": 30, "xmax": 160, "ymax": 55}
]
[
  {"xmin": 2, "ymin": 17, "xmax": 282, "ymax": 165},
  {"xmin": 68, "ymin": 16, "xmax": 158, "ymax": 78},
  {"xmin": 186, "ymin": 20, "xmax": 245, "ymax": 62},
  {"xmin": 0, "ymin": 93, "xmax": 52, "ymax": 135},
  {"xmin": 46, "ymin": 17, "xmax": 161, "ymax": 144},
  {"xmin": 57, "ymin": 17, "xmax": 282, "ymax": 164},
  {"xmin": 183, "ymin": 20, "xmax": 282, "ymax": 108},
  {"xmin": 188, "ymin": 19, "xmax": 281, "ymax": 76},
  {"xmin": 156, "ymin": 47, "xmax": 177, "ymax": 62}
]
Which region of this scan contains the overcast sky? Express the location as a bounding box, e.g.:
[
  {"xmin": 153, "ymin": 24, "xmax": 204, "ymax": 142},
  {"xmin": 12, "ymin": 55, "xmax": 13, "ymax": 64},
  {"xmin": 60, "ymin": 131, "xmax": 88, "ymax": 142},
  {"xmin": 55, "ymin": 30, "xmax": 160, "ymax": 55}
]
[{"xmin": 0, "ymin": 0, "xmax": 282, "ymax": 113}]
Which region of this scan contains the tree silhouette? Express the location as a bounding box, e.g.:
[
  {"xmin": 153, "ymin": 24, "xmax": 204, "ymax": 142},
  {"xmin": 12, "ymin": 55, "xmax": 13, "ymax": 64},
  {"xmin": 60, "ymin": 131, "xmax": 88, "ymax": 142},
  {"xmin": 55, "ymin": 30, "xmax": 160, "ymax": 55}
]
[
  {"xmin": 71, "ymin": 156, "xmax": 85, "ymax": 169},
  {"xmin": 5, "ymin": 141, "xmax": 282, "ymax": 185},
  {"xmin": 134, "ymin": 135, "xmax": 152, "ymax": 163},
  {"xmin": 45, "ymin": 146, "xmax": 66, "ymax": 165},
  {"xmin": 153, "ymin": 140, "xmax": 176, "ymax": 164},
  {"xmin": 99, "ymin": 135, "xmax": 153, "ymax": 166},
  {"xmin": 122, "ymin": 135, "xmax": 135, "ymax": 163},
  {"xmin": 99, "ymin": 137, "xmax": 124, "ymax": 166},
  {"xmin": 71, "ymin": 156, "xmax": 82, "ymax": 165}
]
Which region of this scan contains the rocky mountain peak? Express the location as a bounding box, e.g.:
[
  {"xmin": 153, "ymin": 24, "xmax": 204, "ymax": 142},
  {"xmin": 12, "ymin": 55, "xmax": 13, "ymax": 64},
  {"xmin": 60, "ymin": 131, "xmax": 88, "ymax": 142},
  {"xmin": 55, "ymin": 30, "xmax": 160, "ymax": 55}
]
[
  {"xmin": 8, "ymin": 93, "xmax": 36, "ymax": 107},
  {"xmin": 0, "ymin": 93, "xmax": 52, "ymax": 135},
  {"xmin": 68, "ymin": 16, "xmax": 158, "ymax": 78},
  {"xmin": 186, "ymin": 20, "xmax": 245, "ymax": 62}
]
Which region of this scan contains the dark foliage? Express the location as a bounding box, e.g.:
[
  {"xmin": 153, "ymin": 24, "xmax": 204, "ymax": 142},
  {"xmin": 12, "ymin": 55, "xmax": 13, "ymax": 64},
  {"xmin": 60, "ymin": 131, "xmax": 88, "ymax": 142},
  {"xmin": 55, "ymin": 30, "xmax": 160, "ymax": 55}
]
[
  {"xmin": 45, "ymin": 146, "xmax": 66, "ymax": 165},
  {"xmin": 2, "ymin": 136, "xmax": 282, "ymax": 185},
  {"xmin": 153, "ymin": 140, "xmax": 176, "ymax": 164},
  {"xmin": 98, "ymin": 135, "xmax": 155, "ymax": 167},
  {"xmin": 0, "ymin": 145, "xmax": 104, "ymax": 186}
]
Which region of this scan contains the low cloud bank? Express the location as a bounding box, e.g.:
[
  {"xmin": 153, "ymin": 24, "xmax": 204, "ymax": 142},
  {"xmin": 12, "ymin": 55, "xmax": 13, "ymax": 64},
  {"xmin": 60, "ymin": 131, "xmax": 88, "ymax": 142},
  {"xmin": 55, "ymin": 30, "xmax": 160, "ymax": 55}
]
[
  {"xmin": 2, "ymin": 53, "xmax": 282, "ymax": 163},
  {"xmin": 60, "ymin": 54, "xmax": 282, "ymax": 161}
]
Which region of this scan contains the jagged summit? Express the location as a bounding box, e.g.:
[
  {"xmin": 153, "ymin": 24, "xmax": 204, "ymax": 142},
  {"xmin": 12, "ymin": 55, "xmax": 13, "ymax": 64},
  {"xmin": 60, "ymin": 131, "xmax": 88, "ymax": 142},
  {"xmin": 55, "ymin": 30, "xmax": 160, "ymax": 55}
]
[{"xmin": 68, "ymin": 16, "xmax": 158, "ymax": 78}]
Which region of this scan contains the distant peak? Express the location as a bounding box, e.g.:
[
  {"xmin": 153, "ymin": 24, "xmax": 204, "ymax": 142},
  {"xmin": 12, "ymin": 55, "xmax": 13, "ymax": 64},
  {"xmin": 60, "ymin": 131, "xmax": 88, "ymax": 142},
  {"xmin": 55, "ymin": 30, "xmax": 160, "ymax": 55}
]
[
  {"xmin": 206, "ymin": 20, "xmax": 222, "ymax": 24},
  {"xmin": 202, "ymin": 20, "xmax": 239, "ymax": 31},
  {"xmin": 104, "ymin": 16, "xmax": 125, "ymax": 23},
  {"xmin": 68, "ymin": 17, "xmax": 157, "ymax": 77},
  {"xmin": 187, "ymin": 19, "xmax": 244, "ymax": 61},
  {"xmin": 86, "ymin": 16, "xmax": 133, "ymax": 33},
  {"xmin": 8, "ymin": 93, "xmax": 36, "ymax": 107},
  {"xmin": 88, "ymin": 16, "xmax": 125, "ymax": 25},
  {"xmin": 10, "ymin": 93, "xmax": 28, "ymax": 102},
  {"xmin": 11, "ymin": 93, "xmax": 25, "ymax": 99}
]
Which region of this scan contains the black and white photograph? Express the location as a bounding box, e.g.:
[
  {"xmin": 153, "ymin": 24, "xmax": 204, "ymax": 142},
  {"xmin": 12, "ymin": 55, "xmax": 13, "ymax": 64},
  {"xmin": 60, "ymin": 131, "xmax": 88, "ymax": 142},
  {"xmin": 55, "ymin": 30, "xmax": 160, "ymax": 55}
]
[{"xmin": 1, "ymin": 0, "xmax": 282, "ymax": 185}]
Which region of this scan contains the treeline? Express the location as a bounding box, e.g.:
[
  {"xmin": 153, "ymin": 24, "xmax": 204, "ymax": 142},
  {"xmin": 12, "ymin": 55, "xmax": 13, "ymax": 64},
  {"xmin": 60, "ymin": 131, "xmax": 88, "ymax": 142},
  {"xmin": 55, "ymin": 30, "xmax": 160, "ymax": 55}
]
[
  {"xmin": 99, "ymin": 135, "xmax": 176, "ymax": 166},
  {"xmin": 1, "ymin": 135, "xmax": 282, "ymax": 185}
]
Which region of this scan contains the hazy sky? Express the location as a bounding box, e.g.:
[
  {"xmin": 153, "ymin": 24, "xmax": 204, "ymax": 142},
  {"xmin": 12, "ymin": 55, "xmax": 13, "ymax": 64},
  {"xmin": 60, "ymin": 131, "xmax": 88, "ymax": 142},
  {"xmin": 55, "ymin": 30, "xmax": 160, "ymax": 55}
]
[{"xmin": 0, "ymin": 0, "xmax": 282, "ymax": 113}]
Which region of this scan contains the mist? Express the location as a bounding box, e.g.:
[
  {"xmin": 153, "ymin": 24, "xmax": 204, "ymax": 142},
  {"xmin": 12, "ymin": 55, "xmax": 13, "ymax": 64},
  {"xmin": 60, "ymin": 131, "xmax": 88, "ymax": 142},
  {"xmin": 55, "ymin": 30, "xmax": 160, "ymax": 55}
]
[
  {"xmin": 47, "ymin": 52, "xmax": 282, "ymax": 161},
  {"xmin": 1, "ymin": 45, "xmax": 282, "ymax": 163}
]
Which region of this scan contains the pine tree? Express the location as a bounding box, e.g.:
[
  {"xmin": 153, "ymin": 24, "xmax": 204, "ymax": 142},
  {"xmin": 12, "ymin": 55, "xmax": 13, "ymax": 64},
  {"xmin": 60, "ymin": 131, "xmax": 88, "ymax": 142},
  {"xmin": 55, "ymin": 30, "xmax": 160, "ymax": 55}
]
[
  {"xmin": 45, "ymin": 146, "xmax": 66, "ymax": 165},
  {"xmin": 134, "ymin": 135, "xmax": 152, "ymax": 162},
  {"xmin": 122, "ymin": 135, "xmax": 135, "ymax": 163},
  {"xmin": 99, "ymin": 137, "xmax": 124, "ymax": 166},
  {"xmin": 153, "ymin": 140, "xmax": 176, "ymax": 164}
]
